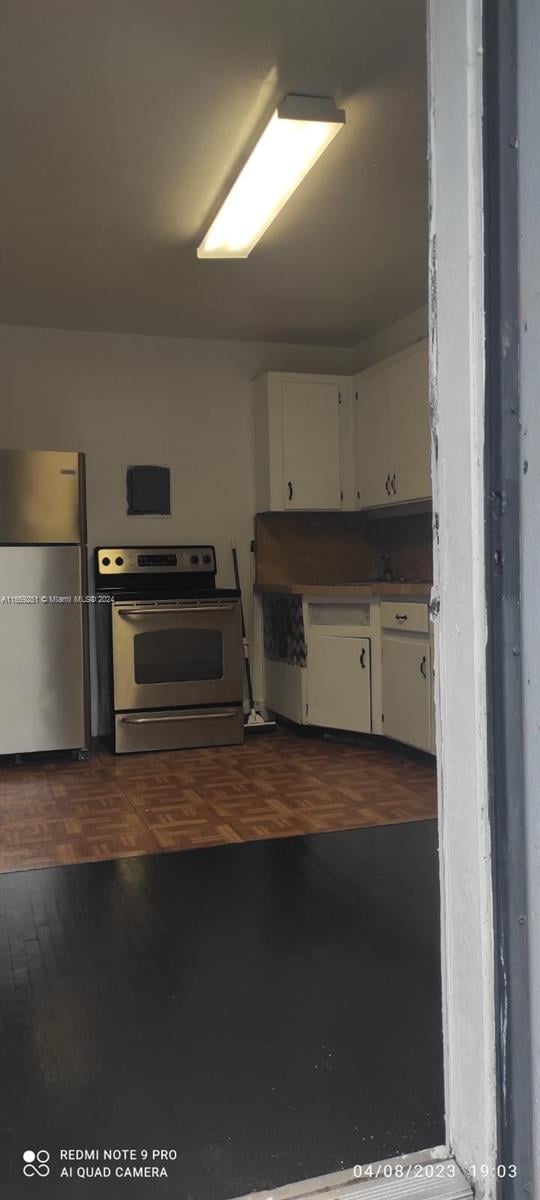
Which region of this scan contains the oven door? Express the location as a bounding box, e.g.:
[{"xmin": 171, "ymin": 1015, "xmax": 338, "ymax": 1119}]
[{"xmin": 111, "ymin": 599, "xmax": 242, "ymax": 712}]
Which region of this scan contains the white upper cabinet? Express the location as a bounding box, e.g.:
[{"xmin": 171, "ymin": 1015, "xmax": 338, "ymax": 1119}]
[
  {"xmin": 355, "ymin": 341, "xmax": 431, "ymax": 508},
  {"xmin": 253, "ymin": 348, "xmax": 430, "ymax": 513},
  {"xmin": 253, "ymin": 373, "xmax": 346, "ymax": 511}
]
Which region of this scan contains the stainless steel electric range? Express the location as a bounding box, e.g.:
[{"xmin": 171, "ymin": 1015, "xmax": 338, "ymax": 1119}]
[{"xmin": 95, "ymin": 546, "xmax": 243, "ymax": 754}]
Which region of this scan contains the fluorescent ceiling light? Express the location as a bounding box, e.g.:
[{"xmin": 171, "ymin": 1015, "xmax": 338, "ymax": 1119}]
[{"xmin": 197, "ymin": 94, "xmax": 345, "ymax": 259}]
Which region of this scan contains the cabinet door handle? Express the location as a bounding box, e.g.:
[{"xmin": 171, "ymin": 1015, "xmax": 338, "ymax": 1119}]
[
  {"xmin": 391, "ymin": 473, "xmax": 397, "ymax": 494},
  {"xmin": 385, "ymin": 475, "xmax": 390, "ymax": 495},
  {"xmin": 420, "ymin": 655, "xmax": 427, "ymax": 678},
  {"xmin": 122, "ymin": 709, "xmax": 239, "ymax": 725},
  {"xmin": 360, "ymin": 647, "xmax": 367, "ymax": 669},
  {"xmin": 287, "ymin": 481, "xmax": 293, "ymax": 501}
]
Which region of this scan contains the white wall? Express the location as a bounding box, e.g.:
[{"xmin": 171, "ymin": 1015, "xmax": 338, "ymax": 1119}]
[
  {"xmin": 0, "ymin": 324, "xmax": 351, "ymax": 729},
  {"xmin": 351, "ymin": 305, "xmax": 428, "ymax": 372},
  {"xmin": 0, "ymin": 314, "xmax": 428, "ymax": 733}
]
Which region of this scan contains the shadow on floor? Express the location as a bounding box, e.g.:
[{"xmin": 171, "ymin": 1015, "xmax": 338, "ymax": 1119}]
[{"xmin": 0, "ymin": 823, "xmax": 444, "ymax": 1199}]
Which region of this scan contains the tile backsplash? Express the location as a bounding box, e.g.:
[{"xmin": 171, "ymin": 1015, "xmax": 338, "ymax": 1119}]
[{"xmin": 255, "ymin": 510, "xmax": 433, "ymax": 587}]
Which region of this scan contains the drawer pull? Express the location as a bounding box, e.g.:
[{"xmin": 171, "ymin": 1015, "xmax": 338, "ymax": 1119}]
[
  {"xmin": 381, "ymin": 601, "xmax": 429, "ymax": 633},
  {"xmin": 121, "ymin": 710, "xmax": 239, "ymax": 725}
]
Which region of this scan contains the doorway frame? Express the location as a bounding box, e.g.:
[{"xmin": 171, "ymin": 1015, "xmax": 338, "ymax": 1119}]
[
  {"xmin": 430, "ymin": 0, "xmax": 536, "ymax": 1194},
  {"xmin": 427, "ymin": 0, "xmax": 497, "ymax": 1189}
]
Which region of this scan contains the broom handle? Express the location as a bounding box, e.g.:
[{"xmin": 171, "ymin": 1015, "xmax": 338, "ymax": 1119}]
[{"xmin": 232, "ymin": 545, "xmax": 255, "ymax": 711}]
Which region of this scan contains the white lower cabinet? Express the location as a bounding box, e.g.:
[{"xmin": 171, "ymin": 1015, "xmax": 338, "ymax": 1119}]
[
  {"xmin": 264, "ymin": 659, "xmax": 305, "ymax": 725},
  {"xmin": 263, "ymin": 593, "xmax": 434, "ymax": 754},
  {"xmin": 307, "ymin": 635, "xmax": 372, "ymax": 733},
  {"xmin": 381, "ymin": 633, "xmax": 431, "ymax": 751}
]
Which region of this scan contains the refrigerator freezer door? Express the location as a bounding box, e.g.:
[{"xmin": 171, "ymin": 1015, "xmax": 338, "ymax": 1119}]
[
  {"xmin": 0, "ymin": 546, "xmax": 90, "ymax": 754},
  {"xmin": 0, "ymin": 450, "xmax": 86, "ymax": 544}
]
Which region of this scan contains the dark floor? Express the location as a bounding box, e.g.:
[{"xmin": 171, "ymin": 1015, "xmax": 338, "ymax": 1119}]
[
  {"xmin": 0, "ymin": 822, "xmax": 444, "ymax": 1200},
  {"xmin": 0, "ymin": 729, "xmax": 437, "ymax": 873}
]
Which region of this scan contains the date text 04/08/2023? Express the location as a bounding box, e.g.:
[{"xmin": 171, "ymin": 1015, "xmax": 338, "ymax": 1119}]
[{"xmin": 353, "ymin": 1163, "xmax": 517, "ymax": 1180}]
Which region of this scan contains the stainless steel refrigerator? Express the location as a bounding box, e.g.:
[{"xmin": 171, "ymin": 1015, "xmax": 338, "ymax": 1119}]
[{"xmin": 0, "ymin": 449, "xmax": 90, "ymax": 755}]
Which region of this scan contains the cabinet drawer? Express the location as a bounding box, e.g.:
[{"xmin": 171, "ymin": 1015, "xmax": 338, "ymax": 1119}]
[
  {"xmin": 381, "ymin": 601, "xmax": 429, "ymax": 633},
  {"xmin": 307, "ymin": 601, "xmax": 371, "ymax": 628}
]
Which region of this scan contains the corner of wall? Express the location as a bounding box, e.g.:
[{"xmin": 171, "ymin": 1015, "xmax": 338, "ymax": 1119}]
[{"xmin": 351, "ymin": 306, "xmax": 429, "ymax": 373}]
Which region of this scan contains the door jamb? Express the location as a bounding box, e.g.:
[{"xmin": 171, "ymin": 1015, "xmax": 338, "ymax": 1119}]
[
  {"xmin": 483, "ymin": 0, "xmax": 533, "ymax": 1191},
  {"xmin": 428, "ymin": 1, "xmax": 497, "ymax": 1193}
]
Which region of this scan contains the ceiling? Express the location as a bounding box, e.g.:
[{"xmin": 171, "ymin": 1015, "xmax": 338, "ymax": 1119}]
[{"xmin": 0, "ymin": 0, "xmax": 428, "ymax": 346}]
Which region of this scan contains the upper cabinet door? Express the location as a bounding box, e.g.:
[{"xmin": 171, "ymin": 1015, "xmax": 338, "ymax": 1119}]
[
  {"xmin": 281, "ymin": 380, "xmax": 342, "ymax": 510},
  {"xmin": 253, "ymin": 373, "xmax": 345, "ymax": 511},
  {"xmin": 355, "ymin": 369, "xmax": 398, "ymax": 508},
  {"xmin": 355, "ymin": 340, "xmax": 431, "ymax": 508},
  {"xmin": 391, "ymin": 341, "xmax": 430, "ymax": 503}
]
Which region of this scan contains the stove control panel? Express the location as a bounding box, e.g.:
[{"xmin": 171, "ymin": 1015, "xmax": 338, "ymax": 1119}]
[{"xmin": 96, "ymin": 546, "xmax": 216, "ymax": 575}]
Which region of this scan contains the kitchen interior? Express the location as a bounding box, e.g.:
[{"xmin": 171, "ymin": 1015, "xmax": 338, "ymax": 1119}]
[{"xmin": 0, "ymin": 3, "xmax": 444, "ymax": 1199}]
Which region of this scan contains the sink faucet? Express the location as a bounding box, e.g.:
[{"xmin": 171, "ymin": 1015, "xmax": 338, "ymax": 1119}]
[{"xmin": 379, "ymin": 554, "xmax": 393, "ymax": 583}]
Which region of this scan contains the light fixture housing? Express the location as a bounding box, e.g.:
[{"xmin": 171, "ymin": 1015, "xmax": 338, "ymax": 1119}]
[{"xmin": 197, "ymin": 94, "xmax": 345, "ymax": 259}]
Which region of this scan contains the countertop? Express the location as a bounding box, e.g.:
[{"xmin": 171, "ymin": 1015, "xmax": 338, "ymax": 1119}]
[{"xmin": 255, "ymin": 581, "xmax": 432, "ymax": 598}]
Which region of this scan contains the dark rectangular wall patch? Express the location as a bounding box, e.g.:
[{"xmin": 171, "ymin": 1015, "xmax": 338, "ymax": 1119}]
[{"xmin": 127, "ymin": 465, "xmax": 171, "ymax": 515}]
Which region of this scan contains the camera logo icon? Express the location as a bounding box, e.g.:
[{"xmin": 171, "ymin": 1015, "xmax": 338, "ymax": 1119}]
[{"xmin": 22, "ymin": 1150, "xmax": 50, "ymax": 1178}]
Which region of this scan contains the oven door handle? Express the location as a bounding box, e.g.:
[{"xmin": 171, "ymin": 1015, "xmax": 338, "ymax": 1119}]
[
  {"xmin": 117, "ymin": 604, "xmax": 237, "ymax": 617},
  {"xmin": 120, "ymin": 710, "xmax": 239, "ymax": 725}
]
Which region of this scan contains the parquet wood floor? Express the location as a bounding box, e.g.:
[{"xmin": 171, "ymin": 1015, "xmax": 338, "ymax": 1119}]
[{"xmin": 0, "ymin": 730, "xmax": 437, "ymax": 874}]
